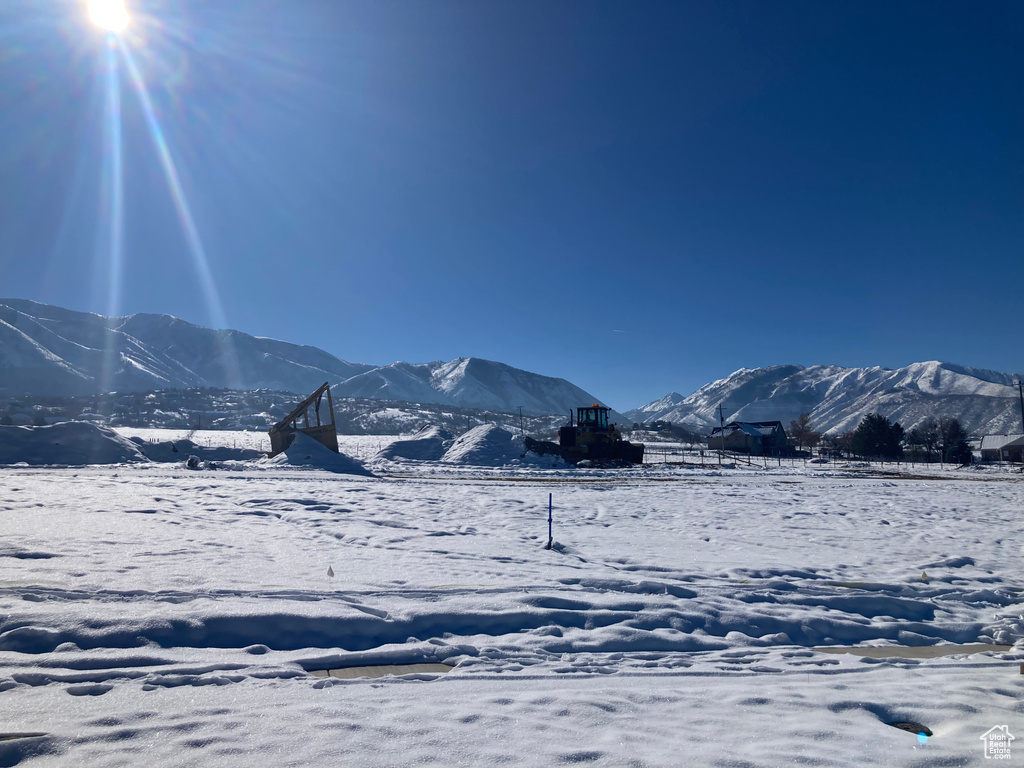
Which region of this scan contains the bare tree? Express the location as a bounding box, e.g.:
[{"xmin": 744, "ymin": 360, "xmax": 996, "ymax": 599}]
[
  {"xmin": 821, "ymin": 432, "xmax": 854, "ymax": 459},
  {"xmin": 788, "ymin": 413, "xmax": 820, "ymax": 453}
]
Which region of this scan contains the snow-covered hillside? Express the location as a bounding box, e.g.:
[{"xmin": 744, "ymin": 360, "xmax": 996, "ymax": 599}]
[
  {"xmin": 0, "ymin": 300, "xmax": 614, "ymax": 418},
  {"xmin": 6, "ymin": 300, "xmax": 1019, "ymax": 435},
  {"xmin": 627, "ymin": 361, "xmax": 1022, "ymax": 436},
  {"xmin": 333, "ymin": 357, "xmax": 620, "ymax": 418},
  {"xmin": 0, "ymin": 299, "xmax": 372, "ymax": 396}
]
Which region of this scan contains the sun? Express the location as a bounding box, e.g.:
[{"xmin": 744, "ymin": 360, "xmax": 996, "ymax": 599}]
[{"xmin": 88, "ymin": 0, "xmax": 130, "ymax": 33}]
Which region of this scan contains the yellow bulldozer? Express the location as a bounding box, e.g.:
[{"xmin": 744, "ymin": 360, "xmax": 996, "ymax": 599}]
[{"xmin": 525, "ymin": 405, "xmax": 644, "ymax": 466}]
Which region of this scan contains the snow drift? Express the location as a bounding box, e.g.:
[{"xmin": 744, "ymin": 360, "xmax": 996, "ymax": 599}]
[
  {"xmin": 372, "ymin": 425, "xmax": 454, "ymax": 462},
  {"xmin": 0, "ymin": 422, "xmax": 148, "ymax": 465},
  {"xmin": 440, "ymin": 424, "xmax": 565, "ymax": 467},
  {"xmin": 262, "ymin": 432, "xmax": 374, "ymax": 476}
]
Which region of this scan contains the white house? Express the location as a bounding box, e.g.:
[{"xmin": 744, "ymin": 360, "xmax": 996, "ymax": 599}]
[{"xmin": 979, "ymin": 434, "xmax": 1024, "ymax": 462}]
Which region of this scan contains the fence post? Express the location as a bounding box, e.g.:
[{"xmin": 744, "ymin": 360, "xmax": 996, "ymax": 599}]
[{"xmin": 545, "ymin": 493, "xmax": 553, "ymax": 550}]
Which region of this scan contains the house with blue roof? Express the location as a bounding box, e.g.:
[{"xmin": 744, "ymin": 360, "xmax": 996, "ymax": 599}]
[{"xmin": 708, "ymin": 420, "xmax": 789, "ymax": 456}]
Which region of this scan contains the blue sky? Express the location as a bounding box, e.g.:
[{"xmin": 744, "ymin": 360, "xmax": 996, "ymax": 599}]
[{"xmin": 1, "ymin": 0, "xmax": 1021, "ymax": 410}]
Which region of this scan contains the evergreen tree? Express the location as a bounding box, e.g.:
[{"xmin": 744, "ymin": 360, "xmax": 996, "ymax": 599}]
[
  {"xmin": 907, "ymin": 417, "xmax": 941, "ymax": 462},
  {"xmin": 937, "ymin": 417, "xmax": 972, "ymax": 464},
  {"xmin": 850, "ymin": 413, "xmax": 904, "ymax": 460}
]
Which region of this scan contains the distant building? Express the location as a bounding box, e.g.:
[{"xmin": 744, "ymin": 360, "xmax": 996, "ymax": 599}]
[
  {"xmin": 979, "ymin": 434, "xmax": 1024, "ymax": 462},
  {"xmin": 708, "ymin": 421, "xmax": 788, "ymax": 456}
]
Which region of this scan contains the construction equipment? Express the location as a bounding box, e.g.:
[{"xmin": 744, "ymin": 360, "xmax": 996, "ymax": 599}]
[
  {"xmin": 268, "ymin": 382, "xmax": 338, "ymax": 457},
  {"xmin": 525, "ymin": 405, "xmax": 644, "ymax": 466}
]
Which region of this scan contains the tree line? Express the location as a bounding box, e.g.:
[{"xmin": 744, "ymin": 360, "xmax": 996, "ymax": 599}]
[{"xmin": 788, "ymin": 412, "xmax": 972, "ymax": 464}]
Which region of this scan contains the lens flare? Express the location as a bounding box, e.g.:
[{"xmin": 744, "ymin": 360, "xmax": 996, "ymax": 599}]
[
  {"xmin": 98, "ymin": 39, "xmax": 125, "ymax": 393},
  {"xmin": 88, "ymin": 0, "xmax": 130, "ymax": 33},
  {"xmin": 117, "ymin": 37, "xmax": 242, "ymax": 387},
  {"xmin": 81, "ymin": 7, "xmax": 243, "ymax": 387}
]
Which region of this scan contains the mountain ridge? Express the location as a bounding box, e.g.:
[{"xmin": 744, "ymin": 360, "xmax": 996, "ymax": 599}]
[
  {"xmin": 626, "ymin": 361, "xmax": 1022, "ymax": 437},
  {"xmin": 3, "ymin": 300, "xmax": 1019, "ymax": 435},
  {"xmin": 0, "ymin": 299, "xmax": 617, "ymax": 418}
]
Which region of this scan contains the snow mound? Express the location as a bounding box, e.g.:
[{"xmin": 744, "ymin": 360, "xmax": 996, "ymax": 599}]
[
  {"xmin": 373, "ymin": 425, "xmax": 454, "ymax": 462},
  {"xmin": 0, "ymin": 422, "xmax": 148, "ymax": 466},
  {"xmin": 129, "ymin": 437, "xmax": 263, "ymax": 463},
  {"xmin": 262, "ymin": 432, "xmax": 374, "ymax": 476},
  {"xmin": 441, "ymin": 424, "xmax": 566, "ymax": 467}
]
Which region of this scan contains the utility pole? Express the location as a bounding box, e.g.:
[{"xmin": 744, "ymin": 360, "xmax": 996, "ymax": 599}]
[
  {"xmin": 1017, "ymin": 379, "xmax": 1024, "ymax": 471},
  {"xmin": 716, "ymin": 403, "xmax": 725, "ymax": 467},
  {"xmin": 1017, "ymin": 379, "xmax": 1024, "ymax": 435},
  {"xmin": 517, "ymin": 406, "xmax": 524, "ymax": 436}
]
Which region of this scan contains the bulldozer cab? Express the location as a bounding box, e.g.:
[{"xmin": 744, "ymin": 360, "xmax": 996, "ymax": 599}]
[
  {"xmin": 576, "ymin": 405, "xmax": 610, "ymax": 432},
  {"xmin": 540, "ymin": 403, "xmax": 643, "ymax": 465}
]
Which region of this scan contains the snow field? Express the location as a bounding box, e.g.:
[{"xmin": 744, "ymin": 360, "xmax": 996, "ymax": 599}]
[
  {"xmin": 0, "ymin": 460, "xmax": 1021, "ymax": 766},
  {"xmin": 113, "ymin": 428, "xmax": 404, "ymax": 460},
  {"xmin": 3, "ymin": 663, "xmax": 1018, "ymax": 767}
]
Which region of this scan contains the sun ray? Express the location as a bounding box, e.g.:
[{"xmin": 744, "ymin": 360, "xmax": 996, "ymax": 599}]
[
  {"xmin": 98, "ymin": 37, "xmax": 125, "ymax": 394},
  {"xmin": 116, "ymin": 36, "xmax": 242, "ymax": 388}
]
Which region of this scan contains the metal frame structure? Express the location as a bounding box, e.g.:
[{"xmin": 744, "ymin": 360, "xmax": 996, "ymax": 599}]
[{"xmin": 268, "ymin": 382, "xmax": 339, "ymax": 457}]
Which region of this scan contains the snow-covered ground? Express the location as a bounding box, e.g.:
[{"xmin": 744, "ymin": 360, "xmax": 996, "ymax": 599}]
[
  {"xmin": 1, "ymin": 431, "xmax": 1022, "ymax": 766},
  {"xmin": 113, "ymin": 428, "xmax": 403, "ymax": 461}
]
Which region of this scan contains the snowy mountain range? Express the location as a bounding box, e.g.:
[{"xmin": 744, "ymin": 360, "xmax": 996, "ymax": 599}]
[
  {"xmin": 3, "ymin": 300, "xmax": 1019, "ymax": 436},
  {"xmin": 0, "ymin": 299, "xmax": 613, "ymax": 417},
  {"xmin": 330, "ymin": 357, "xmax": 606, "ymax": 417},
  {"xmin": 0, "ymin": 299, "xmax": 372, "ymax": 396},
  {"xmin": 625, "ymin": 362, "xmax": 1023, "ymax": 437}
]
